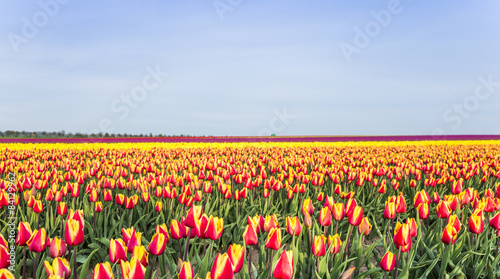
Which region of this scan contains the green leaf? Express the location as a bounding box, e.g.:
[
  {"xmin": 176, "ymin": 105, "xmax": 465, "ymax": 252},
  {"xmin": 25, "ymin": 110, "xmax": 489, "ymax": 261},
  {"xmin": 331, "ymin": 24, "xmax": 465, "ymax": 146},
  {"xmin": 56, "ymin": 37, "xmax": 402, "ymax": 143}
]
[{"xmin": 77, "ymin": 248, "xmax": 99, "ymax": 279}]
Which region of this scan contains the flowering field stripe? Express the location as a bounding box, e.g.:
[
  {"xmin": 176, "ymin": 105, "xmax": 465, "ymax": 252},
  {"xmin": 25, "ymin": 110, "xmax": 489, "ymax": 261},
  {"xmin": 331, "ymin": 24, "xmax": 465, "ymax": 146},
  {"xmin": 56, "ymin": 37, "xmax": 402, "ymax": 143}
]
[{"xmin": 1, "ymin": 134, "xmax": 500, "ymax": 143}]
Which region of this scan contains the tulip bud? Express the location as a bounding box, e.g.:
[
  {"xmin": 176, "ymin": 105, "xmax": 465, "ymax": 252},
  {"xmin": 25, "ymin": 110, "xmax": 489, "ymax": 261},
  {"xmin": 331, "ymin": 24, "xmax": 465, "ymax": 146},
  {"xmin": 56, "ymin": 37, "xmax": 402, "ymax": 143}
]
[
  {"xmin": 49, "ymin": 237, "xmax": 67, "ymax": 258},
  {"xmin": 358, "ymin": 217, "xmax": 372, "ymax": 235},
  {"xmin": 265, "ymin": 228, "xmax": 282, "ymax": 250},
  {"xmin": 441, "ymin": 224, "xmax": 458, "ymax": 245},
  {"xmin": 109, "ymin": 238, "xmax": 128, "ymax": 264},
  {"xmin": 384, "ymin": 201, "xmax": 396, "ymax": 220},
  {"xmin": 148, "ymin": 233, "xmax": 167, "ymax": 256},
  {"xmin": 132, "ymin": 245, "xmax": 149, "ymax": 267},
  {"xmin": 312, "ymin": 234, "xmax": 326, "ymax": 257},
  {"xmin": 348, "ymin": 206, "xmax": 363, "ymax": 226},
  {"xmin": 327, "ymin": 234, "xmax": 342, "ymax": 254},
  {"xmin": 92, "ymin": 262, "xmax": 113, "ymax": 279},
  {"xmin": 331, "ymin": 203, "xmax": 345, "ymax": 221},
  {"xmin": 273, "ymin": 250, "xmax": 293, "ymax": 279},
  {"xmin": 380, "ymin": 251, "xmax": 395, "ymax": 272},
  {"xmin": 44, "ymin": 257, "xmax": 71, "ymax": 279},
  {"xmin": 417, "ymin": 203, "xmax": 429, "ymax": 219},
  {"xmin": 490, "ymin": 212, "xmax": 500, "ymax": 230},
  {"xmin": 469, "ymin": 212, "xmax": 484, "ymax": 234},
  {"xmin": 170, "ymin": 220, "xmax": 186, "ymax": 240},
  {"xmin": 16, "ymin": 221, "xmax": 32, "ymax": 246},
  {"xmin": 285, "ymin": 216, "xmax": 302, "ymax": 237},
  {"xmin": 0, "ymin": 244, "xmax": 9, "ymax": 269},
  {"xmin": 227, "ymin": 244, "xmax": 245, "ymax": 273},
  {"xmin": 243, "ymin": 224, "xmax": 259, "ymax": 246},
  {"xmin": 64, "ymin": 219, "xmax": 84, "ymax": 246},
  {"xmin": 178, "ymin": 261, "xmax": 194, "ymax": 279},
  {"xmin": 28, "ymin": 228, "xmax": 47, "ymax": 253},
  {"xmin": 120, "ymin": 258, "xmax": 146, "ymax": 279},
  {"xmin": 211, "ymin": 253, "xmax": 234, "ymax": 279},
  {"xmin": 206, "ymin": 216, "xmax": 224, "ymax": 241}
]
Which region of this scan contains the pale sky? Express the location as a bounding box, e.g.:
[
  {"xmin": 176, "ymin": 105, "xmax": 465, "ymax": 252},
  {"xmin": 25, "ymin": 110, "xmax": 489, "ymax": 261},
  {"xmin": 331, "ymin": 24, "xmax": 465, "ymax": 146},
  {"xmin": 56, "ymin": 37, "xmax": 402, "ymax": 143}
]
[{"xmin": 1, "ymin": 1, "xmax": 499, "ymax": 136}]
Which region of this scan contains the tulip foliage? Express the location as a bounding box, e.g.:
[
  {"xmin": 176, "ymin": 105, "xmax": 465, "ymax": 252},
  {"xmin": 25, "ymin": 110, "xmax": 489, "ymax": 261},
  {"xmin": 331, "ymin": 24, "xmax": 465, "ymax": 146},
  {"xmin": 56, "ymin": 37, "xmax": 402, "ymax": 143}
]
[{"xmin": 1, "ymin": 141, "xmax": 500, "ymax": 279}]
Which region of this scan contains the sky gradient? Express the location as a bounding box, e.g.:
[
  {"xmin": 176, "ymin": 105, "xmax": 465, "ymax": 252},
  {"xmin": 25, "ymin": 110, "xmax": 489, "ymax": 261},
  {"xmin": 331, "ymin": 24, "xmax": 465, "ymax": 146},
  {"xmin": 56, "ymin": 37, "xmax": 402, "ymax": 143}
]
[{"xmin": 1, "ymin": 0, "xmax": 499, "ymax": 136}]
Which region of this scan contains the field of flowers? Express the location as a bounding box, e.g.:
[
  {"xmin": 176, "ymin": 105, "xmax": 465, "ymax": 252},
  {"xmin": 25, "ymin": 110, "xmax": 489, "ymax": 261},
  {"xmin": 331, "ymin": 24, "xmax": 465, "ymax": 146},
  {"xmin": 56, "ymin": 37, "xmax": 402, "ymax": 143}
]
[{"xmin": 1, "ymin": 141, "xmax": 500, "ymax": 279}]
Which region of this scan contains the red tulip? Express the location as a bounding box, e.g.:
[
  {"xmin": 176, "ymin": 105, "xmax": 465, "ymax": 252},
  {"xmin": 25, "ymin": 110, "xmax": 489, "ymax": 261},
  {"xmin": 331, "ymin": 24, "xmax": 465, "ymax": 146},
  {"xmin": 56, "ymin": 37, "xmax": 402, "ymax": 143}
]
[
  {"xmin": 178, "ymin": 261, "xmax": 194, "ymax": 279},
  {"xmin": 120, "ymin": 257, "xmax": 146, "ymax": 279},
  {"xmin": 0, "ymin": 269, "xmax": 15, "ymax": 279},
  {"xmin": 227, "ymin": 244, "xmax": 245, "ymax": 273},
  {"xmin": 57, "ymin": 202, "xmax": 68, "ymax": 216},
  {"xmin": 49, "ymin": 237, "xmax": 67, "ymax": 258},
  {"xmin": 206, "ymin": 216, "xmax": 224, "ymax": 240},
  {"xmin": 441, "ymin": 224, "xmax": 458, "ymax": 245},
  {"xmin": 358, "ymin": 217, "xmax": 372, "ymax": 235},
  {"xmin": 109, "ymin": 238, "xmax": 128, "ymax": 264},
  {"xmin": 312, "ymin": 234, "xmax": 326, "ymax": 257},
  {"xmin": 273, "ymin": 250, "xmax": 293, "ymax": 279},
  {"xmin": 393, "ymin": 222, "xmax": 410, "ymax": 247},
  {"xmin": 436, "ymin": 201, "xmax": 451, "ymax": 219},
  {"xmin": 469, "ymin": 212, "xmax": 484, "ymax": 234},
  {"xmin": 64, "ymin": 219, "xmax": 84, "ymax": 246},
  {"xmin": 490, "ymin": 211, "xmax": 500, "ymax": 230},
  {"xmin": 185, "ymin": 205, "xmax": 203, "ymax": 228},
  {"xmin": 170, "ymin": 220, "xmax": 186, "ymax": 240},
  {"xmin": 28, "ymin": 228, "xmax": 47, "ymax": 253},
  {"xmin": 285, "ymin": 216, "xmax": 302, "ymax": 236},
  {"xmin": 211, "ymin": 253, "xmax": 234, "ymax": 279},
  {"xmin": 16, "ymin": 221, "xmax": 32, "ymax": 246},
  {"xmin": 319, "ymin": 207, "xmax": 332, "ymax": 227},
  {"xmin": 148, "ymin": 233, "xmax": 167, "ymax": 256},
  {"xmin": 243, "ymin": 224, "xmax": 258, "ymax": 246},
  {"xmin": 92, "ymin": 262, "xmax": 113, "ymax": 279},
  {"xmin": 417, "ymin": 203, "xmax": 429, "ymax": 219},
  {"xmin": 348, "ymin": 206, "xmax": 363, "ymax": 226},
  {"xmin": 0, "ymin": 244, "xmax": 9, "ymax": 269},
  {"xmin": 132, "ymin": 245, "xmax": 149, "ymax": 267},
  {"xmin": 380, "ymin": 251, "xmax": 395, "ymax": 272},
  {"xmin": 331, "ymin": 203, "xmax": 345, "ymax": 221},
  {"xmin": 384, "ymin": 201, "xmax": 396, "ymax": 219},
  {"xmin": 44, "ymin": 257, "xmax": 71, "ymax": 279},
  {"xmin": 265, "ymin": 228, "xmax": 282, "ymax": 250},
  {"xmin": 327, "ymin": 234, "xmax": 342, "ymax": 254}
]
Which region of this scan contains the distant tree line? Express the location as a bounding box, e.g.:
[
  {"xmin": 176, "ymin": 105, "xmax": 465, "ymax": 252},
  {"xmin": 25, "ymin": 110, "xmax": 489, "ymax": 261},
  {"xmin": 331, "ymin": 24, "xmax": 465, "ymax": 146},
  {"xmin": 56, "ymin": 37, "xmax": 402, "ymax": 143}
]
[{"xmin": 0, "ymin": 130, "xmax": 207, "ymax": 138}]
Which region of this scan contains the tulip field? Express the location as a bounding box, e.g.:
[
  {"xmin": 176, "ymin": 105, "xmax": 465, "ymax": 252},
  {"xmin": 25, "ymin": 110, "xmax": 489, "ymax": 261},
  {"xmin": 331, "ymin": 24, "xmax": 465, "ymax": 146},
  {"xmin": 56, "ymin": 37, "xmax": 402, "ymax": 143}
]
[{"xmin": 2, "ymin": 140, "xmax": 500, "ymax": 279}]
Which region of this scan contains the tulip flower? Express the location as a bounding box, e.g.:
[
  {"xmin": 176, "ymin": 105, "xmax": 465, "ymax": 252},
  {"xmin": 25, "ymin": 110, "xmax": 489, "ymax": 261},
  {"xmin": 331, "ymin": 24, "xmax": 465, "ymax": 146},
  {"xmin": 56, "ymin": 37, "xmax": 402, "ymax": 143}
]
[
  {"xmin": 116, "ymin": 194, "xmax": 125, "ymax": 206},
  {"xmin": 125, "ymin": 231, "xmax": 142, "ymax": 253},
  {"xmin": 178, "ymin": 261, "xmax": 194, "ymax": 279},
  {"xmin": 67, "ymin": 209, "xmax": 84, "ymax": 228},
  {"xmin": 16, "ymin": 221, "xmax": 32, "ymax": 246},
  {"xmin": 44, "ymin": 257, "xmax": 71, "ymax": 279},
  {"xmin": 132, "ymin": 245, "xmax": 149, "ymax": 267},
  {"xmin": 92, "ymin": 262, "xmax": 113, "ymax": 279},
  {"xmin": 155, "ymin": 224, "xmax": 170, "ymax": 243},
  {"xmin": 393, "ymin": 222, "xmax": 410, "ymax": 247},
  {"xmin": 319, "ymin": 206, "xmax": 332, "ymax": 227},
  {"xmin": 469, "ymin": 212, "xmax": 484, "ymax": 234},
  {"xmin": 303, "ymin": 211, "xmax": 313, "ymax": 228},
  {"xmin": 49, "ymin": 237, "xmax": 67, "ymax": 258},
  {"xmin": 95, "ymin": 201, "xmax": 103, "ymax": 213},
  {"xmin": 170, "ymin": 220, "xmax": 186, "ymax": 240},
  {"xmin": 227, "ymin": 244, "xmax": 245, "ymax": 273},
  {"xmin": 64, "ymin": 219, "xmax": 84, "ymax": 246},
  {"xmin": 109, "ymin": 238, "xmax": 128, "ymax": 264},
  {"xmin": 447, "ymin": 215, "xmax": 461, "ymax": 232},
  {"xmin": 417, "ymin": 203, "xmax": 430, "ymax": 219},
  {"xmin": 211, "ymin": 253, "xmax": 234, "ymax": 279},
  {"xmin": 103, "ymin": 189, "xmax": 113, "ymax": 202},
  {"xmin": 264, "ymin": 214, "xmax": 279, "ymax": 232},
  {"xmin": 380, "ymin": 251, "xmax": 395, "ymax": 272},
  {"xmin": 490, "ymin": 211, "xmax": 500, "ymax": 230},
  {"xmin": 348, "ymin": 206, "xmax": 363, "ymax": 226},
  {"xmin": 155, "ymin": 201, "xmax": 163, "ymax": 212},
  {"xmin": 317, "ymin": 192, "xmax": 325, "ymax": 201},
  {"xmin": 28, "ymin": 228, "xmax": 47, "ymax": 253},
  {"xmin": 436, "ymin": 201, "xmax": 451, "ymax": 219},
  {"xmin": 122, "ymin": 227, "xmax": 136, "ymax": 244},
  {"xmin": 185, "ymin": 205, "xmax": 203, "ymax": 228},
  {"xmin": 120, "ymin": 257, "xmax": 146, "ymax": 279},
  {"xmin": 395, "ymin": 194, "xmax": 407, "ymax": 214},
  {"xmin": 125, "ymin": 196, "xmax": 135, "ymax": 209},
  {"xmin": 0, "ymin": 244, "xmax": 9, "ymax": 269},
  {"xmin": 243, "ymin": 224, "xmax": 258, "ymax": 246},
  {"xmin": 265, "ymin": 228, "xmax": 282, "ymax": 250},
  {"xmin": 196, "ymin": 214, "xmax": 209, "ymax": 239},
  {"xmin": 302, "ymin": 198, "xmax": 314, "ymax": 215},
  {"xmin": 312, "ymin": 234, "xmax": 327, "ymax": 257},
  {"xmin": 57, "ymin": 202, "xmax": 68, "ymax": 216},
  {"xmin": 441, "ymin": 224, "xmax": 458, "ymax": 245},
  {"xmin": 148, "ymin": 232, "xmax": 167, "ymax": 256},
  {"xmin": 406, "ymin": 218, "xmax": 418, "ymax": 238},
  {"xmin": 285, "ymin": 216, "xmax": 302, "ymax": 236},
  {"xmin": 432, "ymin": 192, "xmax": 441, "ymax": 204},
  {"xmin": 0, "ymin": 269, "xmax": 15, "ymax": 279},
  {"xmin": 206, "ymin": 216, "xmax": 224, "ymax": 241},
  {"xmin": 384, "ymin": 201, "xmax": 396, "ymax": 219},
  {"xmin": 331, "ymin": 203, "xmax": 345, "ymax": 221},
  {"xmin": 328, "ymin": 234, "xmax": 342, "ymax": 254},
  {"xmin": 273, "ymin": 250, "xmax": 293, "ymax": 279},
  {"xmin": 358, "ymin": 217, "xmax": 372, "ymax": 235},
  {"xmin": 345, "ymin": 198, "xmax": 358, "ymax": 217}
]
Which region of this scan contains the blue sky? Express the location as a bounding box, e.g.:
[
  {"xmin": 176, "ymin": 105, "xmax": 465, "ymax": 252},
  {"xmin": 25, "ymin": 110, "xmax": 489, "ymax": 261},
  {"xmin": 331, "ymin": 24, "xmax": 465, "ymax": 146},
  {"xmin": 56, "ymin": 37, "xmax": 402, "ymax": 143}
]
[{"xmin": 1, "ymin": 0, "xmax": 499, "ymax": 136}]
